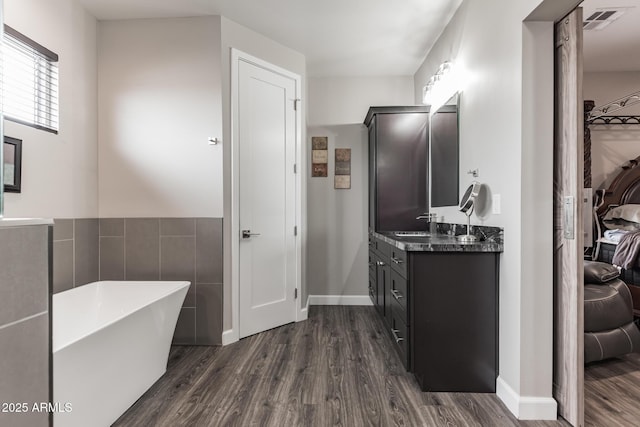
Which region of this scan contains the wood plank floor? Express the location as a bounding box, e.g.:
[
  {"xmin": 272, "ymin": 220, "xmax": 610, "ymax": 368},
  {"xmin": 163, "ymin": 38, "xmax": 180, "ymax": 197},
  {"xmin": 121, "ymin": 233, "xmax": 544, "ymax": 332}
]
[
  {"xmin": 114, "ymin": 306, "xmax": 573, "ymax": 427},
  {"xmin": 584, "ymin": 352, "xmax": 640, "ymax": 427}
]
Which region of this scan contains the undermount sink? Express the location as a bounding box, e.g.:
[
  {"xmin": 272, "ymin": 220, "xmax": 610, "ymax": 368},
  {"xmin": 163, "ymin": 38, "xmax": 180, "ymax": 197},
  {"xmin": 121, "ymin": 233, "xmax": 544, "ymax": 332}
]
[{"xmin": 394, "ymin": 231, "xmax": 430, "ymax": 237}]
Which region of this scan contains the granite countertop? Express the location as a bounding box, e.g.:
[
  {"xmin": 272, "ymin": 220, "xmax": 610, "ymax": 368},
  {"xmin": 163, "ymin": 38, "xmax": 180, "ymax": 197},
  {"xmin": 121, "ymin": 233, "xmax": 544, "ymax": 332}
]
[{"xmin": 373, "ymin": 231, "xmax": 503, "ymax": 253}]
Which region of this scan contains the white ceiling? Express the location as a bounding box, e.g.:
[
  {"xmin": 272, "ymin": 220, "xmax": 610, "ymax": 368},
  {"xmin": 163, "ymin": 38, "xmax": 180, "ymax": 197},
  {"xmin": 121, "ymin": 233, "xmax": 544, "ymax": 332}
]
[
  {"xmin": 582, "ymin": 0, "xmax": 640, "ymax": 72},
  {"xmin": 78, "ymin": 0, "xmax": 462, "ymax": 77}
]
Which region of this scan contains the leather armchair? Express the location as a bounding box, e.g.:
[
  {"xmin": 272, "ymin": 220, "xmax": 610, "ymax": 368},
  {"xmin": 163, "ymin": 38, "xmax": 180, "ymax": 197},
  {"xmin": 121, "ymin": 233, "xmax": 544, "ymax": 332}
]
[{"xmin": 584, "ymin": 261, "xmax": 640, "ymax": 363}]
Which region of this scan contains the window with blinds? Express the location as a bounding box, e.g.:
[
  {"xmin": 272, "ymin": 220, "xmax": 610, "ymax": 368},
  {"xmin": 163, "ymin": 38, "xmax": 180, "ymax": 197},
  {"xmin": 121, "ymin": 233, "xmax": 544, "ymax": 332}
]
[{"xmin": 1, "ymin": 25, "xmax": 59, "ymax": 134}]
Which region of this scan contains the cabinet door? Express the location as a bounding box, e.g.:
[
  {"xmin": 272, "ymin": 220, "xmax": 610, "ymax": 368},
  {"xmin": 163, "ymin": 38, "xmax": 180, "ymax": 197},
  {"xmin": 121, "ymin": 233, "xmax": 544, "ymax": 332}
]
[
  {"xmin": 383, "ymin": 263, "xmax": 391, "ymax": 325},
  {"xmin": 368, "ymin": 116, "xmax": 377, "ymax": 231},
  {"xmin": 368, "ymin": 250, "xmax": 377, "ymax": 306},
  {"xmin": 375, "ymin": 256, "xmax": 386, "ymax": 318},
  {"xmin": 373, "ymin": 253, "xmax": 392, "ymax": 325},
  {"xmin": 368, "ymin": 274, "xmax": 376, "ymax": 306},
  {"xmin": 368, "ymin": 249, "xmax": 376, "ymax": 279},
  {"xmin": 369, "ymin": 252, "xmax": 385, "ymax": 317},
  {"xmin": 375, "ymin": 113, "xmax": 428, "ymax": 231}
]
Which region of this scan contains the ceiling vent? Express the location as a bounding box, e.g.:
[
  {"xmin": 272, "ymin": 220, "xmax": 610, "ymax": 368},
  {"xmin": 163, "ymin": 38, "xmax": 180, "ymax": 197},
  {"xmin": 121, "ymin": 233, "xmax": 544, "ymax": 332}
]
[{"xmin": 583, "ymin": 8, "xmax": 631, "ymax": 31}]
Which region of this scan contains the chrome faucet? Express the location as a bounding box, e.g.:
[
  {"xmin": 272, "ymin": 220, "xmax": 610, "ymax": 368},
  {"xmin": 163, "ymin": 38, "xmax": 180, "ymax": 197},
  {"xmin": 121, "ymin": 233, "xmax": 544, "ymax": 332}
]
[
  {"xmin": 416, "ymin": 213, "xmax": 438, "ymax": 234},
  {"xmin": 416, "ymin": 213, "xmax": 437, "ymax": 221}
]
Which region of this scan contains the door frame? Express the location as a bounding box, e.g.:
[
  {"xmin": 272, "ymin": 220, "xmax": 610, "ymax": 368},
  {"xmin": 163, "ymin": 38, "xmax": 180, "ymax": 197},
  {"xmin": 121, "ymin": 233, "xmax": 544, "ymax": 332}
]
[
  {"xmin": 502, "ymin": 0, "xmax": 582, "ymax": 421},
  {"xmin": 228, "ymin": 49, "xmax": 305, "ymax": 344},
  {"xmin": 522, "ymin": 1, "xmax": 584, "ymax": 424}
]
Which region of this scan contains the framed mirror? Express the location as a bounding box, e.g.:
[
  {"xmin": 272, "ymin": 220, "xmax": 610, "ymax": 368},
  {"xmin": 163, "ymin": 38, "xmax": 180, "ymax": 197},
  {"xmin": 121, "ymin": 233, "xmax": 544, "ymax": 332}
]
[
  {"xmin": 4, "ymin": 136, "xmax": 23, "ymax": 193},
  {"xmin": 430, "ymin": 93, "xmax": 459, "ymax": 207}
]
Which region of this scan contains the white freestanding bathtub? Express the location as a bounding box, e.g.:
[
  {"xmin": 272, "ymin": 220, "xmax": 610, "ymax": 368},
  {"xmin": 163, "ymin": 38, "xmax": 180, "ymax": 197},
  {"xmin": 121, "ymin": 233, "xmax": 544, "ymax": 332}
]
[{"xmin": 53, "ymin": 281, "xmax": 189, "ymax": 427}]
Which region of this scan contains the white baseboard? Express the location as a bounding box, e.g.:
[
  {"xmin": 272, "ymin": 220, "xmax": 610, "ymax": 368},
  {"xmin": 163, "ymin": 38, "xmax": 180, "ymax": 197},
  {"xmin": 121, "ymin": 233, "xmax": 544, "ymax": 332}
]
[
  {"xmin": 221, "ymin": 329, "xmax": 238, "ymax": 346},
  {"xmin": 308, "ymin": 295, "xmax": 373, "ymax": 306},
  {"xmin": 496, "ymin": 376, "xmax": 558, "ymax": 420}
]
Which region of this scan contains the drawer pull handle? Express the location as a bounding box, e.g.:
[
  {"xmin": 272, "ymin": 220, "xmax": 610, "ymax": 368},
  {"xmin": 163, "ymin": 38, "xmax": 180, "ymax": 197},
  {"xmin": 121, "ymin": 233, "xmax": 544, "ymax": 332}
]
[
  {"xmin": 391, "ymin": 289, "xmax": 403, "ymax": 300},
  {"xmin": 391, "ymin": 328, "xmax": 404, "ymax": 343},
  {"xmin": 376, "ymin": 261, "xmax": 385, "ymax": 266},
  {"xmin": 391, "ymin": 257, "xmax": 404, "ymax": 264}
]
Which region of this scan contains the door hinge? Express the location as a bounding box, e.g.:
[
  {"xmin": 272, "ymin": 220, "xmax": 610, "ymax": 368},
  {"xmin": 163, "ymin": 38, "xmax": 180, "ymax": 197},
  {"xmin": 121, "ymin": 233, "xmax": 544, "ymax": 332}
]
[
  {"xmin": 294, "ymin": 98, "xmax": 301, "ymax": 111},
  {"xmin": 294, "ymin": 226, "xmax": 298, "ymax": 236},
  {"xmin": 294, "ymin": 163, "xmax": 297, "ymax": 174},
  {"xmin": 295, "ymin": 288, "xmax": 298, "ymax": 299}
]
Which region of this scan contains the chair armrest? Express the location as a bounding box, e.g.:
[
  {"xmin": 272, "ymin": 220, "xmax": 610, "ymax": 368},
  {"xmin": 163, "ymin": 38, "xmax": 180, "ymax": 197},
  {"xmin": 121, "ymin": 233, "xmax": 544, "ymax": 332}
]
[{"xmin": 584, "ymin": 261, "xmax": 620, "ymax": 283}]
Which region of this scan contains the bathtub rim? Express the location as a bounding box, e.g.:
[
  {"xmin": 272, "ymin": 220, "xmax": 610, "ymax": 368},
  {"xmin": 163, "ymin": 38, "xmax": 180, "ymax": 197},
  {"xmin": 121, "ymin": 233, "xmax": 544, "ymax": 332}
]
[{"xmin": 53, "ymin": 280, "xmax": 189, "ymax": 353}]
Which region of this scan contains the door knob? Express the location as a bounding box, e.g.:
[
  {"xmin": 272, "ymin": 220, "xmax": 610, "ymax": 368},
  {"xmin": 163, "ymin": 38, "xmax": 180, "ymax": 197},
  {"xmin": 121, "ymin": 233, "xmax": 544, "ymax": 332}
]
[{"xmin": 242, "ymin": 230, "xmax": 261, "ymax": 239}]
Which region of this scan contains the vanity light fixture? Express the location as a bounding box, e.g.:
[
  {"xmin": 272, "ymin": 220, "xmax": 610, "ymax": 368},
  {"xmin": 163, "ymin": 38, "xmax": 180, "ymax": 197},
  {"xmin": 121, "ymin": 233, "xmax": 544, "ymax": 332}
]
[{"xmin": 422, "ymin": 61, "xmax": 458, "ymax": 114}]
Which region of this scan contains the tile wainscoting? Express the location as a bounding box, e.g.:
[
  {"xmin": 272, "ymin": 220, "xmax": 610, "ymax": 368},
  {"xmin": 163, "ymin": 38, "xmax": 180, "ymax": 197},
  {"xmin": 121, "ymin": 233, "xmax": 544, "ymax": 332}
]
[
  {"xmin": 52, "ymin": 218, "xmax": 222, "ymax": 345},
  {"xmin": 0, "ymin": 222, "xmax": 51, "ymax": 427}
]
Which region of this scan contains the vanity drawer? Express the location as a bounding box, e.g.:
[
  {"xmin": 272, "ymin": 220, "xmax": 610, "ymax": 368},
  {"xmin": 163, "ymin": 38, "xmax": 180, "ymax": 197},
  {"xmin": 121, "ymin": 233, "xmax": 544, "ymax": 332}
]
[
  {"xmin": 389, "ymin": 246, "xmax": 407, "ymax": 277},
  {"xmin": 390, "ymin": 269, "xmax": 408, "ymax": 316},
  {"xmin": 390, "ymin": 308, "xmax": 410, "ymax": 369},
  {"xmin": 376, "ymin": 239, "xmax": 393, "ymax": 259}
]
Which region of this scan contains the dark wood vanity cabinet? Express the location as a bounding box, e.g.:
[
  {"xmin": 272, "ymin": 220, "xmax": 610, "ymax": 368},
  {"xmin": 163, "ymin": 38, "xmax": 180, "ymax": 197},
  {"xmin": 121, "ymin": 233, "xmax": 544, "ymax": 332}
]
[
  {"xmin": 368, "ymin": 234, "xmax": 499, "ymax": 392},
  {"xmin": 368, "ymin": 236, "xmax": 411, "ymax": 369},
  {"xmin": 365, "ymin": 104, "xmax": 498, "ymax": 392},
  {"xmin": 365, "ymin": 107, "xmax": 429, "ymax": 232},
  {"xmin": 410, "ymin": 251, "xmax": 499, "ymax": 393}
]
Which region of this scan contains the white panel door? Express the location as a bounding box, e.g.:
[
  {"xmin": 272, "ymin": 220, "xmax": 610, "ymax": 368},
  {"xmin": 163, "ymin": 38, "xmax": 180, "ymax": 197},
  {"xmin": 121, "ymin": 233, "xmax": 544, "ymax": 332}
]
[{"xmin": 238, "ymin": 59, "xmax": 297, "ymax": 338}]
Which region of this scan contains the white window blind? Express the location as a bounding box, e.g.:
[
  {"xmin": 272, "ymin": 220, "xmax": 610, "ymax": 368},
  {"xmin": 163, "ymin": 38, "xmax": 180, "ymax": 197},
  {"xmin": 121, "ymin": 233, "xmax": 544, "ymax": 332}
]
[{"xmin": 1, "ymin": 25, "xmax": 59, "ymax": 134}]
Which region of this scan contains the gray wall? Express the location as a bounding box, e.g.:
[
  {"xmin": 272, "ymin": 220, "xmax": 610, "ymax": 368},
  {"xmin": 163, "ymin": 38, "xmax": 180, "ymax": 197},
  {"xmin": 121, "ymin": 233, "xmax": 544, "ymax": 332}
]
[
  {"xmin": 0, "ymin": 224, "xmax": 51, "ymax": 427},
  {"xmin": 52, "ymin": 218, "xmax": 223, "ymax": 345},
  {"xmin": 305, "ymin": 76, "xmax": 414, "ymax": 301},
  {"xmin": 307, "ymin": 125, "xmax": 369, "ymax": 297},
  {"xmin": 412, "ymin": 0, "xmax": 578, "ymax": 414},
  {"xmin": 3, "ymin": 0, "xmax": 99, "ymax": 219},
  {"xmin": 97, "ymin": 17, "xmax": 223, "ymax": 218}
]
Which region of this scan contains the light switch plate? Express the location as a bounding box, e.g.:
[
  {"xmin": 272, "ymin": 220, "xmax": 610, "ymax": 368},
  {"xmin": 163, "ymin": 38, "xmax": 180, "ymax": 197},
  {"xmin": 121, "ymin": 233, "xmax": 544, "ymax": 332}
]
[{"xmin": 492, "ymin": 194, "xmax": 501, "ymax": 214}]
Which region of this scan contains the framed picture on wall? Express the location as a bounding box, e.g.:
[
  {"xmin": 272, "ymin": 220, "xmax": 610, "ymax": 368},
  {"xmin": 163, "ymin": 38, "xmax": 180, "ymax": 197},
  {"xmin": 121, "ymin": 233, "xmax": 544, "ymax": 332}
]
[{"xmin": 4, "ymin": 136, "xmax": 22, "ymax": 193}]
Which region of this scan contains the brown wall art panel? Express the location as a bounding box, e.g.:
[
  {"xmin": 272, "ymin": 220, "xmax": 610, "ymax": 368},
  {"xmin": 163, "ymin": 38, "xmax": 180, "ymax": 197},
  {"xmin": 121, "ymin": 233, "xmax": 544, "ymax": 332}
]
[
  {"xmin": 311, "ymin": 136, "xmax": 328, "ymax": 177},
  {"xmin": 335, "ymin": 148, "xmax": 351, "ymax": 189}
]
